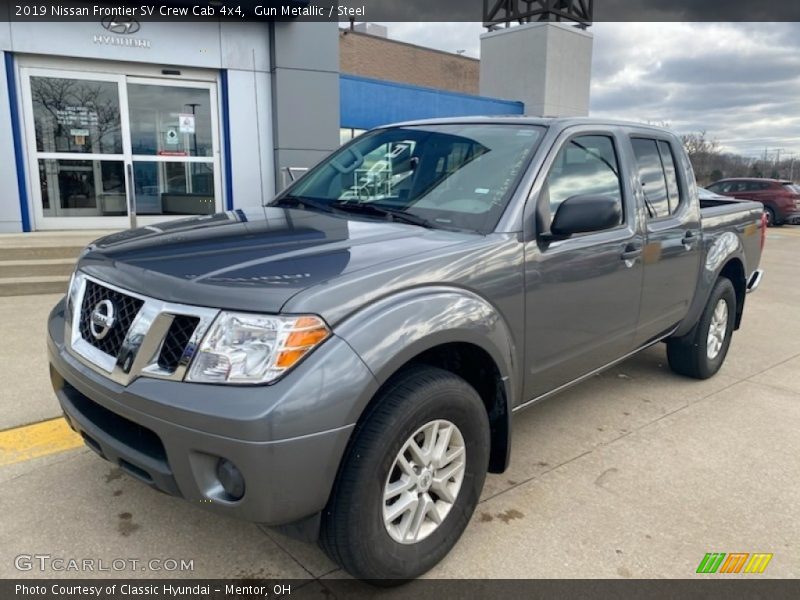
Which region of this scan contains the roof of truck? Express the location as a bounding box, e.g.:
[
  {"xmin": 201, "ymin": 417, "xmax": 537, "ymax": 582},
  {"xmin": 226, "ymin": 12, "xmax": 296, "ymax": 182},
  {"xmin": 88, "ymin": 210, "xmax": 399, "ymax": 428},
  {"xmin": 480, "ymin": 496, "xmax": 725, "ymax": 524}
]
[{"xmin": 387, "ymin": 115, "xmax": 675, "ymax": 134}]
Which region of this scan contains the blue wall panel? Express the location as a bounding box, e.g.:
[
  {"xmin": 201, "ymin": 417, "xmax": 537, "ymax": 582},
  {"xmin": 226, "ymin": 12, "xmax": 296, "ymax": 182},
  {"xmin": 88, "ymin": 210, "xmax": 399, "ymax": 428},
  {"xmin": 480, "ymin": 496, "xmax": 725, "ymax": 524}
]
[{"xmin": 340, "ymin": 74, "xmax": 524, "ymax": 130}]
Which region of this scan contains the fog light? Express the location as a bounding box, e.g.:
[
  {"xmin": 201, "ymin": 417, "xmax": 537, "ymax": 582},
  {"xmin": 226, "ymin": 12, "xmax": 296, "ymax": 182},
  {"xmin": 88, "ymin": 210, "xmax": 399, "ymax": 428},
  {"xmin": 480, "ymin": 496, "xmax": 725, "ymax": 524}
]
[{"xmin": 216, "ymin": 458, "xmax": 245, "ymax": 500}]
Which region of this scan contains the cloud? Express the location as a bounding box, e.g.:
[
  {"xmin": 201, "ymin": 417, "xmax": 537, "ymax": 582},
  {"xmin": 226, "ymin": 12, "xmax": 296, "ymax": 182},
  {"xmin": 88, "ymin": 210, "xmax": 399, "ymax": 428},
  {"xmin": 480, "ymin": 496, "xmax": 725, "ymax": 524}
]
[
  {"xmin": 588, "ymin": 23, "xmax": 800, "ymax": 156},
  {"xmin": 379, "ymin": 22, "xmax": 800, "ymax": 158}
]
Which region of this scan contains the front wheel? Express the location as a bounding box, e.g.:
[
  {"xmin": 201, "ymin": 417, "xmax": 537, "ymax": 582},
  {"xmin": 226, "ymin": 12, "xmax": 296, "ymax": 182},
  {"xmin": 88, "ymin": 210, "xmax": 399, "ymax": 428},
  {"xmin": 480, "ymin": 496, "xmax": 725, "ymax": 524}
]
[
  {"xmin": 319, "ymin": 366, "xmax": 490, "ymax": 583},
  {"xmin": 667, "ymin": 276, "xmax": 736, "ymax": 379}
]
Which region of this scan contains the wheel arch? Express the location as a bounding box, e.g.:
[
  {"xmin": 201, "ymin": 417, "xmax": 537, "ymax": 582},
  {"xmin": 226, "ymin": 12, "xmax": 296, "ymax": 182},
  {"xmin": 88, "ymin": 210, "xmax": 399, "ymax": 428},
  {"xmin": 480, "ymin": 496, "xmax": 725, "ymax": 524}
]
[
  {"xmin": 719, "ymin": 257, "xmax": 746, "ymax": 329},
  {"xmin": 334, "ymin": 287, "xmax": 519, "ymax": 474},
  {"xmin": 674, "ymin": 232, "xmax": 747, "ymax": 338}
]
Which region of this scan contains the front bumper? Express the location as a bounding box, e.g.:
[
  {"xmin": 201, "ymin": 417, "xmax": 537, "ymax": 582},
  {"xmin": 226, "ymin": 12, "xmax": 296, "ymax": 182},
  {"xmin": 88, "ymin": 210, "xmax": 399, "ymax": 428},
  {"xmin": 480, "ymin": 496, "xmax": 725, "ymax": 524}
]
[{"xmin": 48, "ymin": 299, "xmax": 378, "ymax": 525}]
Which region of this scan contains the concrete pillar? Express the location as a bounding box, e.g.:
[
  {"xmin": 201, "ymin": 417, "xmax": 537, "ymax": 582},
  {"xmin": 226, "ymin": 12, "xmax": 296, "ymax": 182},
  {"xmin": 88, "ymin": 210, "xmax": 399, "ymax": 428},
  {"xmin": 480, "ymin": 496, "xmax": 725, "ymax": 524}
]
[
  {"xmin": 480, "ymin": 22, "xmax": 593, "ymax": 117},
  {"xmin": 269, "ymin": 22, "xmax": 340, "ymax": 191}
]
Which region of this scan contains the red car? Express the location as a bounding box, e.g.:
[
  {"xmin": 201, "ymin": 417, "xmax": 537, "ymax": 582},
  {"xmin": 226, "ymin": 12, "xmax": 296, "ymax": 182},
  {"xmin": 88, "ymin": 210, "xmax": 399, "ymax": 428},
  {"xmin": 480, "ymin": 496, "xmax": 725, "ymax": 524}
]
[{"xmin": 707, "ymin": 178, "xmax": 800, "ymax": 226}]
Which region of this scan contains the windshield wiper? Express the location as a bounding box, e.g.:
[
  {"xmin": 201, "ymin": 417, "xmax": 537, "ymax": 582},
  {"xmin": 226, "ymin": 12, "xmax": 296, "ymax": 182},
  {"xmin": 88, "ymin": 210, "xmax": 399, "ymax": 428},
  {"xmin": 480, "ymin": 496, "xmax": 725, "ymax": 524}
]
[
  {"xmin": 273, "ymin": 195, "xmax": 334, "ymax": 214},
  {"xmin": 330, "ymin": 201, "xmax": 436, "ymax": 229}
]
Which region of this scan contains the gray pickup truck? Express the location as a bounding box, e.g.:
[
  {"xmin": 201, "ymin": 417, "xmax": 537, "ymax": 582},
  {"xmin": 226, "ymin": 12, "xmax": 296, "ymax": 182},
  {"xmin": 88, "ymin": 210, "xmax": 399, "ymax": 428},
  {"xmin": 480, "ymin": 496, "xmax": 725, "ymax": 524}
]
[{"xmin": 48, "ymin": 118, "xmax": 765, "ymax": 581}]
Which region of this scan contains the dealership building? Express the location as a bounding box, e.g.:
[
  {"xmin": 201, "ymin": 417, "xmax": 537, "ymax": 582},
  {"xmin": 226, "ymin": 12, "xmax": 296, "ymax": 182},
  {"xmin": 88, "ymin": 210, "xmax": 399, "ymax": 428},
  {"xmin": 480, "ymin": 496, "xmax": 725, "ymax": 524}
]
[{"xmin": 0, "ymin": 19, "xmax": 590, "ymax": 232}]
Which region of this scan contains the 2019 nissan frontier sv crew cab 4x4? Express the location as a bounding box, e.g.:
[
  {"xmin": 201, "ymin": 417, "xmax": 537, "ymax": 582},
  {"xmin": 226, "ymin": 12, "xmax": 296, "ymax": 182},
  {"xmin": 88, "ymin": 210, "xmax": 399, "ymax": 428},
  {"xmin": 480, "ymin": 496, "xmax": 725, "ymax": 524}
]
[{"xmin": 48, "ymin": 118, "xmax": 765, "ymax": 582}]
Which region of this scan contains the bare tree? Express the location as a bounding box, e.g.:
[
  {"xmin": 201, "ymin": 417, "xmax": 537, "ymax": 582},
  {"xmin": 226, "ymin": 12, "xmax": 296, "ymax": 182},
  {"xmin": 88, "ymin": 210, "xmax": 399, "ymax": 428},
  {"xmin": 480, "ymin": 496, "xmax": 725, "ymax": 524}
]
[{"xmin": 681, "ymin": 131, "xmax": 721, "ymax": 184}]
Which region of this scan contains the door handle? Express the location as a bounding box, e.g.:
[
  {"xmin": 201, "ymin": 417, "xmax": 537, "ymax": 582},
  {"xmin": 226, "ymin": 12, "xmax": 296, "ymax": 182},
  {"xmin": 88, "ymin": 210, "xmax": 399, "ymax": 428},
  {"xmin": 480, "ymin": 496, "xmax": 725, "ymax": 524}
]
[
  {"xmin": 681, "ymin": 230, "xmax": 696, "ymax": 249},
  {"xmin": 621, "ymin": 243, "xmax": 643, "ymax": 261}
]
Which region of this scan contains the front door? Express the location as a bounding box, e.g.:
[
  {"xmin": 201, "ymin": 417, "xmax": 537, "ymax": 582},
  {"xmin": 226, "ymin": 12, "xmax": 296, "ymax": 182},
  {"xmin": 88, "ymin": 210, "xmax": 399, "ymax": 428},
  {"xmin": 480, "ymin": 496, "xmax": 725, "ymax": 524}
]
[
  {"xmin": 19, "ymin": 65, "xmax": 222, "ymax": 230},
  {"xmin": 522, "ymin": 130, "xmax": 643, "ymax": 401}
]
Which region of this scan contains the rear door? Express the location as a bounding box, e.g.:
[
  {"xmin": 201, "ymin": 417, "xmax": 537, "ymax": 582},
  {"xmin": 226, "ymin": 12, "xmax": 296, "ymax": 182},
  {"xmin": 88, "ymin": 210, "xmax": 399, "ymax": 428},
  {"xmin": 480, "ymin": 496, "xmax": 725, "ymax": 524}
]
[
  {"xmin": 631, "ymin": 135, "xmax": 703, "ymax": 344},
  {"xmin": 522, "ymin": 128, "xmax": 643, "ymax": 400}
]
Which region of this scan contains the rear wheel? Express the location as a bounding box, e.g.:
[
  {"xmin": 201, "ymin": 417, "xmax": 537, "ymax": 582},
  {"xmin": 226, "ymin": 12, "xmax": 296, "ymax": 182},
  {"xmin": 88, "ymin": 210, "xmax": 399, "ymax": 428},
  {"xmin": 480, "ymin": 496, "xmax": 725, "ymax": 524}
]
[
  {"xmin": 667, "ymin": 277, "xmax": 736, "ymax": 379},
  {"xmin": 320, "ymin": 366, "xmax": 490, "ymax": 583}
]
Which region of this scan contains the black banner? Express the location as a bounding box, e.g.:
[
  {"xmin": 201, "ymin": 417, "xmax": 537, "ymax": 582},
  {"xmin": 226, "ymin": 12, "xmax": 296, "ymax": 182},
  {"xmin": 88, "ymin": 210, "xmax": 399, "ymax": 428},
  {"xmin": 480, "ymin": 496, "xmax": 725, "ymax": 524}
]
[
  {"xmin": 5, "ymin": 579, "xmax": 800, "ymax": 600},
  {"xmin": 2, "ymin": 0, "xmax": 800, "ymax": 22}
]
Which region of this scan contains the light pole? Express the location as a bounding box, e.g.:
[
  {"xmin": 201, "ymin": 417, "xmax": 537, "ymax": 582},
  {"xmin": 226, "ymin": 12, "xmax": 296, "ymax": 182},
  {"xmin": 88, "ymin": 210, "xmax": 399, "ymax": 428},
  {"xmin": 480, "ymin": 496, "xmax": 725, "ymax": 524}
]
[{"xmin": 184, "ymin": 103, "xmax": 200, "ymax": 157}]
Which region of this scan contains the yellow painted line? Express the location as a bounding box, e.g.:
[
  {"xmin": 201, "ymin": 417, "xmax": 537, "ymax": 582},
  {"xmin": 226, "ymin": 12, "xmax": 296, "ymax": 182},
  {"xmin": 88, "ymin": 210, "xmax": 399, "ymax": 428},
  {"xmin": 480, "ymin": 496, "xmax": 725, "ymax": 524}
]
[{"xmin": 0, "ymin": 417, "xmax": 83, "ymax": 466}]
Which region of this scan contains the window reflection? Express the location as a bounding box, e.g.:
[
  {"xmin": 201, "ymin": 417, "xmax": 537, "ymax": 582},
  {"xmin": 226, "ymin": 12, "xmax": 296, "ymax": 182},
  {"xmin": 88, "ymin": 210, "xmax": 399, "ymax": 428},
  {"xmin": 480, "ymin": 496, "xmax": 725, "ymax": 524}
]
[
  {"xmin": 31, "ymin": 77, "xmax": 122, "ymax": 154},
  {"xmin": 544, "ymin": 135, "xmax": 623, "ymax": 228},
  {"xmin": 632, "ymin": 138, "xmax": 670, "ymax": 218},
  {"xmin": 39, "ymin": 159, "xmax": 126, "ymax": 216},
  {"xmin": 133, "ymin": 162, "xmax": 215, "ymax": 215},
  {"xmin": 127, "ymin": 84, "xmax": 213, "ymax": 157}
]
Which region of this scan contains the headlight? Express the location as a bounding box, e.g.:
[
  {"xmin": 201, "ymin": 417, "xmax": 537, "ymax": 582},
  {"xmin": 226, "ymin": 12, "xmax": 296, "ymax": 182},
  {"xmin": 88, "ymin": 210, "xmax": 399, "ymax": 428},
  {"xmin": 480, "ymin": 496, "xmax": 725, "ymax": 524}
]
[{"xmin": 186, "ymin": 312, "xmax": 330, "ymax": 384}]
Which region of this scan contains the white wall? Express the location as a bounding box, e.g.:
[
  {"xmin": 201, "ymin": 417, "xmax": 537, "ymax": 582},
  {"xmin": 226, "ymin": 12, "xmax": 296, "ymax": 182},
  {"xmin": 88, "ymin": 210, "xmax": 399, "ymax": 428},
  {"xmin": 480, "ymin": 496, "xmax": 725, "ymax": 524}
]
[{"xmin": 480, "ymin": 22, "xmax": 593, "ymax": 117}]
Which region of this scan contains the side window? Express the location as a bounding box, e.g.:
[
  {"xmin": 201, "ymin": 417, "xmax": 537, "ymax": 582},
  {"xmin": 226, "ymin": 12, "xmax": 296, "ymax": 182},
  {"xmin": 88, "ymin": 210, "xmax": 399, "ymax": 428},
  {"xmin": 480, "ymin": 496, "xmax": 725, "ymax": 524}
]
[
  {"xmin": 631, "ymin": 138, "xmax": 669, "ymax": 218},
  {"xmin": 542, "ymin": 135, "xmax": 623, "ymax": 229},
  {"xmin": 657, "ymin": 140, "xmax": 682, "ymax": 214},
  {"xmin": 707, "ymin": 182, "xmax": 723, "ymax": 193}
]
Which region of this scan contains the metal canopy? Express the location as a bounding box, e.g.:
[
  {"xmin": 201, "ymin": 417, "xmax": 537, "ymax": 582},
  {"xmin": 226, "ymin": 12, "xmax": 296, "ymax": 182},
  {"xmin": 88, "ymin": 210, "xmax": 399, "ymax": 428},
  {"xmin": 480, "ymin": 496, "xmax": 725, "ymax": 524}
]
[{"xmin": 483, "ymin": 0, "xmax": 593, "ymax": 29}]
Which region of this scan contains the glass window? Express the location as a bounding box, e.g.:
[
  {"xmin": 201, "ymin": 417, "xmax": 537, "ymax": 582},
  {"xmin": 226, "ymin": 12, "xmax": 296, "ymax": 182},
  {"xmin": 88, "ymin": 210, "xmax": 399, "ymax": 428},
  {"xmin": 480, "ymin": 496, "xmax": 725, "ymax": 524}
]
[
  {"xmin": 542, "ymin": 135, "xmax": 623, "ymax": 229},
  {"xmin": 632, "ymin": 138, "xmax": 669, "ymax": 218},
  {"xmin": 657, "ymin": 140, "xmax": 681, "ymax": 214},
  {"xmin": 127, "ymin": 84, "xmax": 213, "ymax": 157},
  {"xmin": 31, "ymin": 77, "xmax": 122, "ymax": 154},
  {"xmin": 39, "ymin": 159, "xmax": 126, "ymax": 217},
  {"xmin": 280, "ymin": 124, "xmax": 545, "ymax": 233},
  {"xmin": 706, "ymin": 182, "xmax": 724, "ymax": 193},
  {"xmin": 133, "ymin": 162, "xmax": 215, "ymax": 215},
  {"xmin": 733, "ymin": 181, "xmax": 749, "ymax": 193}
]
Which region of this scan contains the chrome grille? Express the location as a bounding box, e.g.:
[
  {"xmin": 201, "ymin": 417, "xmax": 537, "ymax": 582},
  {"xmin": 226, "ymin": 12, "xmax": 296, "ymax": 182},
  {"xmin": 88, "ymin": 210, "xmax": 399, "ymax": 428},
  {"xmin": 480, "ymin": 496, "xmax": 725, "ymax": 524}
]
[
  {"xmin": 78, "ymin": 280, "xmax": 144, "ymax": 357},
  {"xmin": 66, "ymin": 273, "xmax": 219, "ymax": 386},
  {"xmin": 157, "ymin": 315, "xmax": 200, "ymax": 372}
]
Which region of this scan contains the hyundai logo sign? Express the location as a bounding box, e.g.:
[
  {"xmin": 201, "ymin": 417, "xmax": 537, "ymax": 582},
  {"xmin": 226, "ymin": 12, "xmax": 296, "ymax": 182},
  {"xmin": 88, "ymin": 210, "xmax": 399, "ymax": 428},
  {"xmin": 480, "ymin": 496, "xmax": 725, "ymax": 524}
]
[{"xmin": 100, "ymin": 16, "xmax": 140, "ymax": 35}]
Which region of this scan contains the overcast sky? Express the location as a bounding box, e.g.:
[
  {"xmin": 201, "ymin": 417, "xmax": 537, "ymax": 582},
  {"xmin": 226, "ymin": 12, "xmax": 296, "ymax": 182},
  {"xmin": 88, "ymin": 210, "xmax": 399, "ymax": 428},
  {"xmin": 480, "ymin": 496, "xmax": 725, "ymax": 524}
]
[{"xmin": 376, "ymin": 22, "xmax": 800, "ymax": 159}]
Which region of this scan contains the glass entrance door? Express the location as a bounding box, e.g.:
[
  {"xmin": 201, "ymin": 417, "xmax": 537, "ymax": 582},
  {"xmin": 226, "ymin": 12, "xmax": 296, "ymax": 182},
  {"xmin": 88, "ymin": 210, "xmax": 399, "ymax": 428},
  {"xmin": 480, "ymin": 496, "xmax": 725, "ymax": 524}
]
[
  {"xmin": 20, "ymin": 66, "xmax": 222, "ymax": 230},
  {"xmin": 127, "ymin": 78, "xmax": 219, "ymax": 221}
]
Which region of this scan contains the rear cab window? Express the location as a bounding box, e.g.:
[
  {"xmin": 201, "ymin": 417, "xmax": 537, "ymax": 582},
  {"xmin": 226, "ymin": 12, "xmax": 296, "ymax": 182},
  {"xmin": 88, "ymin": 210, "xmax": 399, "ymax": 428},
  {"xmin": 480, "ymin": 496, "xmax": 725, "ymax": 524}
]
[{"xmin": 631, "ymin": 137, "xmax": 684, "ymax": 219}]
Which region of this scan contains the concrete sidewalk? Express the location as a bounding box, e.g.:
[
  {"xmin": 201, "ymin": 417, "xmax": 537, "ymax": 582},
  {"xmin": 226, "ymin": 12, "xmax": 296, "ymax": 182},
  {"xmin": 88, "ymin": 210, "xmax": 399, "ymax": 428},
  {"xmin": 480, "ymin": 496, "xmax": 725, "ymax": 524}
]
[{"xmin": 1, "ymin": 228, "xmax": 798, "ymax": 581}]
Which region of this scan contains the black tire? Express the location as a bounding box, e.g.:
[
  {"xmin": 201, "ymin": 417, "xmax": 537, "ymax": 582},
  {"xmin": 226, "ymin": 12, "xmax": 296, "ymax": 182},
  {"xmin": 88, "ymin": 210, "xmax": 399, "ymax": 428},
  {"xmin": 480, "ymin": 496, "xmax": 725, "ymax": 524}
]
[
  {"xmin": 667, "ymin": 277, "xmax": 736, "ymax": 379},
  {"xmin": 319, "ymin": 365, "xmax": 490, "ymax": 583},
  {"xmin": 764, "ymin": 206, "xmax": 782, "ymax": 227}
]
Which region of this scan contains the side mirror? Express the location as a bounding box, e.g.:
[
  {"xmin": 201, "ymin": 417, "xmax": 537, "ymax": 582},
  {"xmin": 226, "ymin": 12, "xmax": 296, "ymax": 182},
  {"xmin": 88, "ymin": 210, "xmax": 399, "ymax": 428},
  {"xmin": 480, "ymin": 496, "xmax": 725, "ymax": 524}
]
[{"xmin": 548, "ymin": 194, "xmax": 621, "ymax": 238}]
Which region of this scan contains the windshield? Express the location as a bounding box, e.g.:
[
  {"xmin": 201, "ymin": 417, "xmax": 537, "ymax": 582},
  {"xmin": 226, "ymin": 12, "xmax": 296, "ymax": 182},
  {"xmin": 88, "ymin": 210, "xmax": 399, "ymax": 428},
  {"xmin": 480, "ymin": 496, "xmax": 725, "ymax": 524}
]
[{"xmin": 273, "ymin": 124, "xmax": 545, "ymax": 233}]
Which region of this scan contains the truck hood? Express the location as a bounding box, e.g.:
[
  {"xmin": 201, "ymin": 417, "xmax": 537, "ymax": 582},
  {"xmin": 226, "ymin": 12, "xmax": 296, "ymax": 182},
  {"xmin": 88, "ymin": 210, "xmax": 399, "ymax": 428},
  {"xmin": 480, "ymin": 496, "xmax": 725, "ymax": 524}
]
[{"xmin": 78, "ymin": 207, "xmax": 472, "ymax": 313}]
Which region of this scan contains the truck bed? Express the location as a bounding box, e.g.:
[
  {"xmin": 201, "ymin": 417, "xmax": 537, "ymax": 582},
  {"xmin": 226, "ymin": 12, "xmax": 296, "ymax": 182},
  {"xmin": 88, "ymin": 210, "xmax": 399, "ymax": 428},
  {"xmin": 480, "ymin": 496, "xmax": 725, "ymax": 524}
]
[{"xmin": 699, "ymin": 196, "xmax": 764, "ymax": 277}]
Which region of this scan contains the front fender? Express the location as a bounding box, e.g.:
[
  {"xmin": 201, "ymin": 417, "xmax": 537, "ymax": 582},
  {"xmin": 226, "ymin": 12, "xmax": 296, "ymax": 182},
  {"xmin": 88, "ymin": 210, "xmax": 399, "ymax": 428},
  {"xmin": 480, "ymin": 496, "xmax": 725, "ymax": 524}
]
[{"xmin": 334, "ymin": 286, "xmax": 519, "ymax": 416}]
